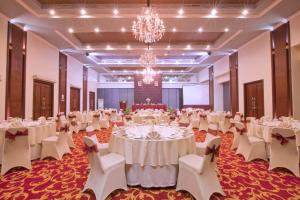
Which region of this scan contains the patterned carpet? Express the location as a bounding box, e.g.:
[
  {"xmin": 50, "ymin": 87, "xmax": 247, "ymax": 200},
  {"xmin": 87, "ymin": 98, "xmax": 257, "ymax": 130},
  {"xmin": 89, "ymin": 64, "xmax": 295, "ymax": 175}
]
[{"xmin": 0, "ymin": 127, "xmax": 300, "ymax": 200}]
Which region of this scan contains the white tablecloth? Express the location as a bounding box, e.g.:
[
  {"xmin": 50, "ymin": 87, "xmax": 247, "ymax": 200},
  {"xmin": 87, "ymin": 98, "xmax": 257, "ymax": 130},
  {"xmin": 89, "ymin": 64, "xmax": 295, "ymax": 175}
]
[{"xmin": 109, "ymin": 125, "xmax": 196, "ymax": 187}]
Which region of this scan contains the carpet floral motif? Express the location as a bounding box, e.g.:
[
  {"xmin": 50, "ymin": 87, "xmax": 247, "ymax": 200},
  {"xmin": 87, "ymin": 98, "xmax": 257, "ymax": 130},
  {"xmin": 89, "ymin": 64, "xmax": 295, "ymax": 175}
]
[{"xmin": 0, "ymin": 128, "xmax": 299, "ymax": 200}]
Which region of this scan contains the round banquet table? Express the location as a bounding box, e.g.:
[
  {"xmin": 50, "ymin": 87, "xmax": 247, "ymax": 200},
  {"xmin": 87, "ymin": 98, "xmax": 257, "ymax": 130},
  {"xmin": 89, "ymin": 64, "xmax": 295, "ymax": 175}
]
[
  {"xmin": 0, "ymin": 121, "xmax": 56, "ymax": 161},
  {"xmin": 109, "ymin": 125, "xmax": 196, "ymax": 187}
]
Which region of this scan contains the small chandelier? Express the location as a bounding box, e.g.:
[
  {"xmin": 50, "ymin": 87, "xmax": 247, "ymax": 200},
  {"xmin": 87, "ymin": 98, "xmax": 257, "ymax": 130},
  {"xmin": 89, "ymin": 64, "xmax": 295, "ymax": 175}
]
[
  {"xmin": 142, "ymin": 67, "xmax": 156, "ymax": 84},
  {"xmin": 132, "ymin": 0, "xmax": 165, "ymax": 44}
]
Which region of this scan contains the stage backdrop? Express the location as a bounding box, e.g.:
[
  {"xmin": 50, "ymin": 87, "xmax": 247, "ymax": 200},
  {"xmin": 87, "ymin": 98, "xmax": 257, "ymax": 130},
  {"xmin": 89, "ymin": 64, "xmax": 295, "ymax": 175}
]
[{"xmin": 134, "ymin": 74, "xmax": 162, "ymax": 104}]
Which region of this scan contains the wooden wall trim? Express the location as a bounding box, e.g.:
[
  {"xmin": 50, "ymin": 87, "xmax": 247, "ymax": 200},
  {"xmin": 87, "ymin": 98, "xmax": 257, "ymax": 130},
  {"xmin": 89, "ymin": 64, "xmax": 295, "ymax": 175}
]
[
  {"xmin": 5, "ymin": 22, "xmax": 27, "ymax": 119},
  {"xmin": 271, "ymin": 22, "xmax": 293, "ymax": 117},
  {"xmin": 58, "ymin": 52, "xmax": 67, "ymax": 114},
  {"xmin": 209, "ymin": 66, "xmax": 214, "ymax": 110},
  {"xmin": 83, "ymin": 66, "xmax": 88, "ymax": 111},
  {"xmin": 229, "ymin": 52, "xmax": 239, "ymax": 115}
]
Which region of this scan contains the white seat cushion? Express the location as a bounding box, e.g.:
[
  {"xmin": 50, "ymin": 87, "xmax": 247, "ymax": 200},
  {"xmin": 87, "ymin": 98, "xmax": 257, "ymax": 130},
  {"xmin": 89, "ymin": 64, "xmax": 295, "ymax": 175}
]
[
  {"xmin": 179, "ymin": 154, "xmax": 204, "ymax": 173},
  {"xmin": 99, "ymin": 153, "xmax": 125, "ymax": 172},
  {"xmin": 196, "ymin": 142, "xmax": 207, "ymax": 149},
  {"xmin": 249, "ymin": 136, "xmax": 264, "ymax": 143},
  {"xmin": 42, "ymin": 136, "xmax": 58, "ymax": 142},
  {"xmin": 97, "ymin": 143, "xmax": 109, "ymax": 150}
]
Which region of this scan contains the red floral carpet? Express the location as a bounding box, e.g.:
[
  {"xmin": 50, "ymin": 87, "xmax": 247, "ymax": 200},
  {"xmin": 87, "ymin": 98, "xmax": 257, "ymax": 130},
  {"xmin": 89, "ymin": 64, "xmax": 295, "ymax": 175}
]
[{"xmin": 0, "ymin": 128, "xmax": 300, "ymax": 200}]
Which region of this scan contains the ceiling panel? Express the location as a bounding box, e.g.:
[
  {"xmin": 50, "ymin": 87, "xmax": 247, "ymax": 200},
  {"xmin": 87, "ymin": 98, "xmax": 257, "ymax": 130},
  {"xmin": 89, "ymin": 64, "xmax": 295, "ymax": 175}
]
[{"xmin": 74, "ymin": 32, "xmax": 223, "ymax": 45}]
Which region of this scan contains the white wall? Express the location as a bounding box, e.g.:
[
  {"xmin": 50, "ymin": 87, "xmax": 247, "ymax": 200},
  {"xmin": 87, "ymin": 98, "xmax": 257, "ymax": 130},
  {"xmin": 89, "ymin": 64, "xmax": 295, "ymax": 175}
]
[
  {"xmin": 67, "ymin": 55, "xmax": 83, "ymax": 113},
  {"xmin": 290, "ymin": 12, "xmax": 300, "ymax": 47},
  {"xmin": 238, "ymin": 32, "xmax": 273, "ymax": 117},
  {"xmin": 25, "ymin": 32, "xmax": 59, "ymax": 118},
  {"xmin": 0, "ymin": 14, "xmax": 8, "ymax": 120}
]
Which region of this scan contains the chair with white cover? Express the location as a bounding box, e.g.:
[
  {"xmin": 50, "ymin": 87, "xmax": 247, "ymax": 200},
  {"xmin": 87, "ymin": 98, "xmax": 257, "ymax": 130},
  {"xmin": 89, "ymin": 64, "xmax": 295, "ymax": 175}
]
[
  {"xmin": 83, "ymin": 136, "xmax": 127, "ymax": 200},
  {"xmin": 219, "ymin": 115, "xmax": 233, "ymax": 133},
  {"xmin": 91, "ymin": 114, "xmax": 101, "ymax": 130},
  {"xmin": 176, "ymin": 136, "xmax": 225, "ymax": 200},
  {"xmin": 196, "ymin": 123, "xmax": 219, "ymax": 156},
  {"xmin": 235, "ymin": 122, "xmax": 267, "ymax": 162},
  {"xmin": 41, "ymin": 125, "xmax": 71, "ymax": 160},
  {"xmin": 199, "ymin": 114, "xmax": 208, "ymax": 131},
  {"xmin": 233, "ymin": 112, "xmax": 242, "ymax": 122},
  {"xmin": 1, "ymin": 128, "xmax": 31, "ymax": 175},
  {"xmin": 269, "ymin": 128, "xmax": 299, "ymax": 177},
  {"xmin": 85, "ymin": 126, "xmax": 109, "ymax": 169},
  {"xmin": 69, "ymin": 118, "xmax": 80, "ymax": 134},
  {"xmin": 99, "ymin": 118, "xmax": 110, "ymax": 129},
  {"xmin": 159, "ymin": 114, "xmax": 170, "ymax": 124}
]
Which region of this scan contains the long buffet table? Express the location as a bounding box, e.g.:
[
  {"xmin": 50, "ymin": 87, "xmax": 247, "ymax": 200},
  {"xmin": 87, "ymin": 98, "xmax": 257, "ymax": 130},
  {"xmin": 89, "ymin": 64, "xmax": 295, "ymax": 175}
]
[{"xmin": 132, "ymin": 104, "xmax": 167, "ymax": 111}]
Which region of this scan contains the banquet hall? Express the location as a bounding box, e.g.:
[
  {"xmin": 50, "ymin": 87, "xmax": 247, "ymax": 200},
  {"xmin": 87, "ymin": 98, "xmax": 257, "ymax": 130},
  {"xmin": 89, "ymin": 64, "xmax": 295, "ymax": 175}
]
[{"xmin": 0, "ymin": 0, "xmax": 300, "ymax": 199}]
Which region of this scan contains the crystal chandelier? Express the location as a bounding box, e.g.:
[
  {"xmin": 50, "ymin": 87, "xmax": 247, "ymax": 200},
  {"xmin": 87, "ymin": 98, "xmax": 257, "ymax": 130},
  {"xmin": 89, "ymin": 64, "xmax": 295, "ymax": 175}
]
[
  {"xmin": 132, "ymin": 0, "xmax": 165, "ymax": 43},
  {"xmin": 139, "ymin": 50, "xmax": 157, "ymax": 68},
  {"xmin": 142, "ymin": 67, "xmax": 156, "ymax": 84}
]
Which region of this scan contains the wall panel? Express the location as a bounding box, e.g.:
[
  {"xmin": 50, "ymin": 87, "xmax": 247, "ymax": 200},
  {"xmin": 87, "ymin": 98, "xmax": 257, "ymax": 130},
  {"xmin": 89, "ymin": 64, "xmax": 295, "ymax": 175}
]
[
  {"xmin": 83, "ymin": 66, "xmax": 88, "ymax": 111},
  {"xmin": 59, "ymin": 53, "xmax": 67, "ymax": 114},
  {"xmin": 229, "ymin": 52, "xmax": 239, "ymax": 115},
  {"xmin": 6, "ymin": 23, "xmax": 26, "ymax": 119}
]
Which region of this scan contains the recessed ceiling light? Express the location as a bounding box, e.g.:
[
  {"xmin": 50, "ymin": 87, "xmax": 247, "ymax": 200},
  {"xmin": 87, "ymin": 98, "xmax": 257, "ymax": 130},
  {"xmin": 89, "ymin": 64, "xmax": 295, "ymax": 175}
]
[
  {"xmin": 121, "ymin": 27, "xmax": 126, "ymax": 32},
  {"xmin": 80, "ymin": 9, "xmax": 86, "ymax": 15},
  {"xmin": 113, "ymin": 70, "xmax": 115, "ymax": 73},
  {"xmin": 127, "ymin": 45, "xmax": 131, "ymax": 50},
  {"xmin": 106, "ymin": 45, "xmax": 112, "ymax": 50},
  {"xmin": 124, "ymin": 69, "xmax": 127, "ymax": 73},
  {"xmin": 211, "ymin": 8, "xmax": 217, "ymax": 16},
  {"xmin": 181, "ymin": 70, "xmax": 184, "ymax": 73},
  {"xmin": 49, "ymin": 9, "xmax": 55, "ymax": 15},
  {"xmin": 206, "ymin": 45, "xmax": 210, "ymax": 49},
  {"xmin": 182, "ymin": 53, "xmax": 185, "ymax": 56},
  {"xmin": 242, "ymin": 9, "xmax": 248, "ymax": 16},
  {"xmin": 68, "ymin": 28, "xmax": 74, "ymax": 33},
  {"xmin": 170, "ymin": 69, "xmax": 173, "ymax": 72},
  {"xmin": 198, "ymin": 27, "xmax": 203, "ymax": 32},
  {"xmin": 128, "ymin": 76, "xmax": 131, "ymax": 80},
  {"xmin": 86, "ymin": 45, "xmax": 91, "ymax": 49},
  {"xmin": 164, "ymin": 53, "xmax": 168, "ymax": 56},
  {"xmin": 178, "ymin": 8, "xmax": 184, "ymax": 15},
  {"xmin": 186, "ymin": 44, "xmax": 191, "ymax": 49},
  {"xmin": 94, "ymin": 27, "xmax": 100, "ymax": 33},
  {"xmin": 167, "ymin": 45, "xmax": 171, "ymax": 49},
  {"xmin": 224, "ymin": 28, "xmax": 229, "ymax": 32},
  {"xmin": 172, "ymin": 28, "xmax": 177, "ymax": 32},
  {"xmin": 113, "ymin": 8, "xmax": 119, "ymax": 15}
]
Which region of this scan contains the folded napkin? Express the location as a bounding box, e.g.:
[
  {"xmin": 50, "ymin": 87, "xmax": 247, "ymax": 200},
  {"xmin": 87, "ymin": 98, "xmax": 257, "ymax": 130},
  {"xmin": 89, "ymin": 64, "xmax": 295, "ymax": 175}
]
[
  {"xmin": 146, "ymin": 130, "xmax": 160, "ymax": 140},
  {"xmin": 9, "ymin": 121, "xmax": 23, "ymax": 128}
]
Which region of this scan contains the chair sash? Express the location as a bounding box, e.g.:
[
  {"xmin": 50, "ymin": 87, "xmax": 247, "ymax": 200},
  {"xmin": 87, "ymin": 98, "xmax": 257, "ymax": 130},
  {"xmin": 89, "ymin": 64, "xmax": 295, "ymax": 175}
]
[
  {"xmin": 84, "ymin": 144, "xmax": 98, "ymax": 153},
  {"xmin": 208, "ymin": 128, "xmax": 218, "ymax": 136},
  {"xmin": 68, "ymin": 115, "xmax": 76, "ymax": 119},
  {"xmin": 200, "ymin": 114, "xmax": 207, "ymax": 119},
  {"xmin": 60, "ymin": 124, "xmax": 70, "ymax": 132},
  {"xmin": 112, "ymin": 121, "xmax": 125, "ymax": 127},
  {"xmin": 225, "ymin": 115, "xmax": 232, "ymax": 119},
  {"xmin": 93, "ymin": 114, "xmax": 100, "ymax": 118},
  {"xmin": 272, "ymin": 133, "xmax": 296, "ymax": 145},
  {"xmin": 205, "ymin": 145, "xmax": 220, "ymax": 162},
  {"xmin": 70, "ymin": 121, "xmax": 77, "ymax": 126},
  {"xmin": 236, "ymin": 127, "xmax": 247, "ymax": 135},
  {"xmin": 86, "ymin": 131, "xmax": 96, "ymax": 137},
  {"xmin": 179, "ymin": 122, "xmax": 189, "ymax": 127},
  {"xmin": 5, "ymin": 129, "xmax": 28, "ymax": 140}
]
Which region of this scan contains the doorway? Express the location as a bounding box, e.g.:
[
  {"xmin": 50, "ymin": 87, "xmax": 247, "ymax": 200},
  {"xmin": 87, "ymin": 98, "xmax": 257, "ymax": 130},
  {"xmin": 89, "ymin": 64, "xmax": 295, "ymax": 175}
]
[
  {"xmin": 244, "ymin": 80, "xmax": 264, "ymax": 118},
  {"xmin": 89, "ymin": 91, "xmax": 95, "ymax": 111},
  {"xmin": 33, "ymin": 80, "xmax": 54, "ymax": 120},
  {"xmin": 70, "ymin": 87, "xmax": 80, "ymax": 112}
]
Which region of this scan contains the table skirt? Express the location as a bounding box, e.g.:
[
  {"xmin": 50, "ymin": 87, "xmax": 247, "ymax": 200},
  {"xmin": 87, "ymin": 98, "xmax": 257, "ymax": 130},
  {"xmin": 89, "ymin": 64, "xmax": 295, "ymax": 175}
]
[{"xmin": 126, "ymin": 164, "xmax": 177, "ymax": 188}]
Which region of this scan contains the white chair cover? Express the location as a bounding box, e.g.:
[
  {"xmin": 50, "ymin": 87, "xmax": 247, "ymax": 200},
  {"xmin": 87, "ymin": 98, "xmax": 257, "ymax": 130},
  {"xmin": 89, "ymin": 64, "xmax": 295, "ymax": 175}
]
[
  {"xmin": 176, "ymin": 136, "xmax": 225, "ymax": 200},
  {"xmin": 199, "ymin": 115, "xmax": 208, "ymax": 131},
  {"xmin": 269, "ymin": 128, "xmax": 299, "ymax": 176},
  {"xmin": 235, "ymin": 122, "xmax": 267, "ymax": 162},
  {"xmin": 1, "ymin": 128, "xmax": 31, "ymax": 175},
  {"xmin": 83, "ymin": 136, "xmax": 127, "ymax": 200},
  {"xmin": 196, "ymin": 123, "xmax": 219, "ymax": 156},
  {"xmin": 91, "ymin": 115, "xmax": 101, "ymax": 130}
]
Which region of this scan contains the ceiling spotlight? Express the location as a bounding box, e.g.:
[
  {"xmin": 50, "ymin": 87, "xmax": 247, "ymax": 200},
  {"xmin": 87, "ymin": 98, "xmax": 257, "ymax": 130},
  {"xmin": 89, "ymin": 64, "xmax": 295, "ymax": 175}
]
[
  {"xmin": 128, "ymin": 76, "xmax": 131, "ymax": 80},
  {"xmin": 124, "ymin": 69, "xmax": 127, "ymax": 73},
  {"xmin": 113, "ymin": 8, "xmax": 119, "ymax": 15},
  {"xmin": 80, "ymin": 9, "xmax": 86, "ymax": 15},
  {"xmin": 198, "ymin": 27, "xmax": 203, "ymax": 32},
  {"xmin": 242, "ymin": 9, "xmax": 248, "ymax": 16},
  {"xmin": 49, "ymin": 9, "xmax": 55, "ymax": 15},
  {"xmin": 186, "ymin": 44, "xmax": 191, "ymax": 49},
  {"xmin": 106, "ymin": 45, "xmax": 112, "ymax": 50},
  {"xmin": 94, "ymin": 27, "xmax": 100, "ymax": 33},
  {"xmin": 68, "ymin": 28, "xmax": 74, "ymax": 33},
  {"xmin": 170, "ymin": 69, "xmax": 173, "ymax": 73},
  {"xmin": 172, "ymin": 28, "xmax": 177, "ymax": 32},
  {"xmin": 86, "ymin": 45, "xmax": 91, "ymax": 49},
  {"xmin": 178, "ymin": 8, "xmax": 184, "ymax": 15},
  {"xmin": 127, "ymin": 45, "xmax": 131, "ymax": 50},
  {"xmin": 206, "ymin": 45, "xmax": 211, "ymax": 49},
  {"xmin": 224, "ymin": 28, "xmax": 229, "ymax": 32},
  {"xmin": 121, "ymin": 27, "xmax": 126, "ymax": 32},
  {"xmin": 167, "ymin": 45, "xmax": 171, "ymax": 49},
  {"xmin": 211, "ymin": 8, "xmax": 217, "ymax": 16},
  {"xmin": 182, "ymin": 53, "xmax": 185, "ymax": 56}
]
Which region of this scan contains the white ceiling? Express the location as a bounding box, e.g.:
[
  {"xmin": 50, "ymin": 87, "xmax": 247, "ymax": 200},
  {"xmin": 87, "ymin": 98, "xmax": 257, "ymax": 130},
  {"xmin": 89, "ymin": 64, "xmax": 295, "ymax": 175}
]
[{"xmin": 0, "ymin": 0, "xmax": 300, "ymax": 76}]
